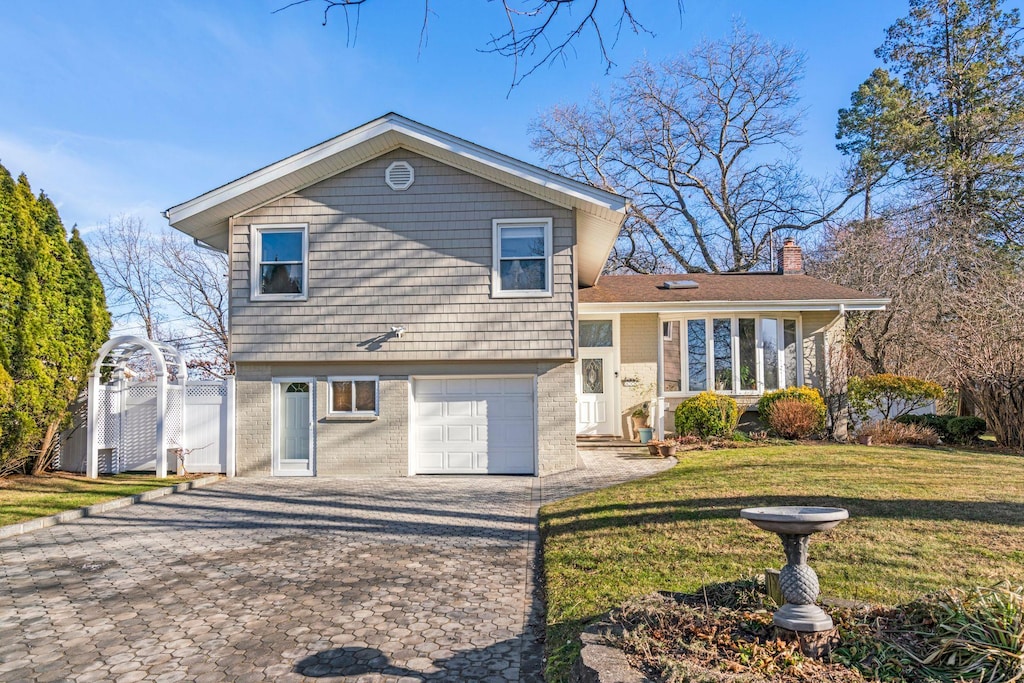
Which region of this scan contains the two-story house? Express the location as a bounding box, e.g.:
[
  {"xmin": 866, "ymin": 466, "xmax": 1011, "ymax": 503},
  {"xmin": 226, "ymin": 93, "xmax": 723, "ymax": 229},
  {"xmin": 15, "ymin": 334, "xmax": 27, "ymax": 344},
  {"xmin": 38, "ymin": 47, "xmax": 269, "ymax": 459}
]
[{"xmin": 166, "ymin": 113, "xmax": 886, "ymax": 477}]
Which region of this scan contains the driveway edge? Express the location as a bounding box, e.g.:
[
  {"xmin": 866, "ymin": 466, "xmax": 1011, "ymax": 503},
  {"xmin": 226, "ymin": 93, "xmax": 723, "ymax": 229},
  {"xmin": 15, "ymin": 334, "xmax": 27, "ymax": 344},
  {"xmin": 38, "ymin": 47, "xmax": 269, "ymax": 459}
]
[{"xmin": 0, "ymin": 474, "xmax": 224, "ymax": 540}]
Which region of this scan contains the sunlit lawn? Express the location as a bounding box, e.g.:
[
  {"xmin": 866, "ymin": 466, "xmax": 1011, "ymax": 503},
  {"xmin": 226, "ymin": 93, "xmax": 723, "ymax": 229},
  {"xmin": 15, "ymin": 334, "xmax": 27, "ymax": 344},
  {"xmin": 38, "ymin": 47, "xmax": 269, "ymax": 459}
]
[
  {"xmin": 541, "ymin": 444, "xmax": 1024, "ymax": 681},
  {"xmin": 0, "ymin": 472, "xmax": 197, "ymax": 526}
]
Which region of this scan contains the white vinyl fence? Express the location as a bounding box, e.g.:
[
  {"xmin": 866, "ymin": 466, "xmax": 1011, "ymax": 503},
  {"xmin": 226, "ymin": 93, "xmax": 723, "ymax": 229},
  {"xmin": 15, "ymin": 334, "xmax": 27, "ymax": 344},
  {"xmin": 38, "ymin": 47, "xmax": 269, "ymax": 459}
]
[{"xmin": 59, "ymin": 379, "xmax": 234, "ymax": 476}]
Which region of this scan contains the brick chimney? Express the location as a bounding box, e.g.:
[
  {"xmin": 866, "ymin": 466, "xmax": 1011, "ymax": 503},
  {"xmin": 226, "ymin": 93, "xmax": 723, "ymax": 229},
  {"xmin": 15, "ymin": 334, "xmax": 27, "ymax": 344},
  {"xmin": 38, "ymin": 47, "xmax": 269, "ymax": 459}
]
[{"xmin": 778, "ymin": 237, "xmax": 803, "ymax": 275}]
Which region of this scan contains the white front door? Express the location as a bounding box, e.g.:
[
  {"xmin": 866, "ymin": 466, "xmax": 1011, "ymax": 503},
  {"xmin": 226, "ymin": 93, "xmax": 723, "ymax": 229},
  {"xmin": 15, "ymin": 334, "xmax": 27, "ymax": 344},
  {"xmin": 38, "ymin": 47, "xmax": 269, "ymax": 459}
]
[
  {"xmin": 576, "ymin": 348, "xmax": 617, "ymax": 435},
  {"xmin": 412, "ymin": 377, "xmax": 536, "ymax": 474},
  {"xmin": 273, "ymin": 379, "xmax": 314, "ymax": 476}
]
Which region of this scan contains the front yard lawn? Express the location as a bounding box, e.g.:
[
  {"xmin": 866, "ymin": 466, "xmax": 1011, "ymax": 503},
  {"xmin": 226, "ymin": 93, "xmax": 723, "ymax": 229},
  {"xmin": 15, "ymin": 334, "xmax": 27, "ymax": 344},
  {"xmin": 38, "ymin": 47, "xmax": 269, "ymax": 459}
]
[
  {"xmin": 540, "ymin": 444, "xmax": 1024, "ymax": 681},
  {"xmin": 0, "ymin": 472, "xmax": 197, "ymax": 526}
]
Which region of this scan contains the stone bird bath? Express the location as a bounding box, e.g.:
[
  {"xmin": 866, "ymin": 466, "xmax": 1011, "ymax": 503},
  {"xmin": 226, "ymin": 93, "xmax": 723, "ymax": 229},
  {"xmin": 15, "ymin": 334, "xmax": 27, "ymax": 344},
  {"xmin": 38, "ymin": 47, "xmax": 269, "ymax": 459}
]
[{"xmin": 740, "ymin": 506, "xmax": 849, "ymax": 632}]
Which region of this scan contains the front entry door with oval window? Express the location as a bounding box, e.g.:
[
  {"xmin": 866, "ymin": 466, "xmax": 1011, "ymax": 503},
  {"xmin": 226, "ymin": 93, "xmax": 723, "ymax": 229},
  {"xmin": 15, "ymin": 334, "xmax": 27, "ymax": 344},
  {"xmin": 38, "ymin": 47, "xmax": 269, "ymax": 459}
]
[
  {"xmin": 576, "ymin": 320, "xmax": 617, "ymax": 435},
  {"xmin": 274, "ymin": 379, "xmax": 314, "ymax": 476}
]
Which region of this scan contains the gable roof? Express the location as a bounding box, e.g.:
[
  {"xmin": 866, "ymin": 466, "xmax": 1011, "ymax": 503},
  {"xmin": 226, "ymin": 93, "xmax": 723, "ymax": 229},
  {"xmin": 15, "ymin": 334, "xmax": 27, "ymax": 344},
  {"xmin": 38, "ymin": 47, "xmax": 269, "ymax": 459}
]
[
  {"xmin": 579, "ymin": 273, "xmax": 889, "ymax": 312},
  {"xmin": 165, "ymin": 113, "xmax": 629, "ymax": 286}
]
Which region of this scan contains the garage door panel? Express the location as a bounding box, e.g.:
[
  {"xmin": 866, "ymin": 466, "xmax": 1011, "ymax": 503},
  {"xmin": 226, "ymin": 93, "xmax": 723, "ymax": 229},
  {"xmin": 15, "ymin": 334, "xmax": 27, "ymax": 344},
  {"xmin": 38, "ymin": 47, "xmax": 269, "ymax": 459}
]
[
  {"xmin": 446, "ymin": 450, "xmax": 475, "ymax": 470},
  {"xmin": 417, "ymin": 425, "xmax": 444, "ymax": 444},
  {"xmin": 418, "ymin": 450, "xmax": 445, "ymax": 470},
  {"xmin": 473, "ymin": 378, "xmax": 505, "ymax": 394},
  {"xmin": 446, "ymin": 424, "xmax": 475, "ymax": 443},
  {"xmin": 446, "ymin": 400, "xmax": 474, "ymax": 418},
  {"xmin": 415, "ymin": 378, "xmax": 444, "ymax": 396},
  {"xmin": 503, "ymin": 379, "xmax": 534, "ymax": 395},
  {"xmin": 417, "ymin": 400, "xmax": 443, "ymax": 418},
  {"xmin": 413, "ymin": 377, "xmax": 535, "ymax": 475},
  {"xmin": 493, "ymin": 399, "xmax": 532, "ymax": 419}
]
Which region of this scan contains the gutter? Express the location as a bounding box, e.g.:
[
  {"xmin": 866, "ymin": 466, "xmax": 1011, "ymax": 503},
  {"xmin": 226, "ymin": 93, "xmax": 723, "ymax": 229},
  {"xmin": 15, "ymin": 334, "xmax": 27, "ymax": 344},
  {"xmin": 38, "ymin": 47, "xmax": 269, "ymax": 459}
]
[
  {"xmin": 579, "ymin": 299, "xmax": 890, "ymax": 314},
  {"xmin": 163, "ymin": 209, "xmax": 228, "ymax": 254}
]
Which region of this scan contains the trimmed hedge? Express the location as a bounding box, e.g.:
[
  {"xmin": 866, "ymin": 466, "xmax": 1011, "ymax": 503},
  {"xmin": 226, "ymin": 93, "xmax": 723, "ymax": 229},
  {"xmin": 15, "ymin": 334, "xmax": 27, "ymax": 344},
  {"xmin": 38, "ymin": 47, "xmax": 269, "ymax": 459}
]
[
  {"xmin": 757, "ymin": 387, "xmax": 826, "ymax": 434},
  {"xmin": 675, "ymin": 392, "xmax": 739, "ymax": 439},
  {"xmin": 848, "ymin": 374, "xmax": 945, "ymax": 421},
  {"xmin": 895, "ymin": 414, "xmax": 987, "ymax": 444}
]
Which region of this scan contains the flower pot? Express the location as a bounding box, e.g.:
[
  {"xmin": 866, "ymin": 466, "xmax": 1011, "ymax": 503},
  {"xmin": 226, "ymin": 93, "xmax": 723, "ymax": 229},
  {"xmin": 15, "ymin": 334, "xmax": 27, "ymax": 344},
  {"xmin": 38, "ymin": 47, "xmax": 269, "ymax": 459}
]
[
  {"xmin": 857, "ymin": 434, "xmax": 873, "ymax": 446},
  {"xmin": 638, "ymin": 427, "xmax": 654, "ymax": 444},
  {"xmin": 658, "ymin": 443, "xmax": 678, "ymax": 457},
  {"xmin": 631, "ymin": 415, "xmax": 648, "ymax": 431},
  {"xmin": 646, "ymin": 441, "xmax": 662, "ymax": 456}
]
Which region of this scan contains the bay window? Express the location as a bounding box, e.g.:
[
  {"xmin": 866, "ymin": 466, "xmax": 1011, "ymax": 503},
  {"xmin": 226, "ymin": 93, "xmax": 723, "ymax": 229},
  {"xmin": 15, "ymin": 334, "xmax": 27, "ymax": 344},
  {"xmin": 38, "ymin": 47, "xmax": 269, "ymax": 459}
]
[{"xmin": 661, "ymin": 314, "xmax": 802, "ymax": 395}]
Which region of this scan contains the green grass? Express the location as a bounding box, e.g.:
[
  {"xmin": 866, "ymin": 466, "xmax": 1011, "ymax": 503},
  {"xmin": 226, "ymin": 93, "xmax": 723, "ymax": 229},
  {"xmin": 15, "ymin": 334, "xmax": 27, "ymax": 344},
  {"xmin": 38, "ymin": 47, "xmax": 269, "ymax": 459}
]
[
  {"xmin": 540, "ymin": 444, "xmax": 1024, "ymax": 681},
  {"xmin": 0, "ymin": 472, "xmax": 197, "ymax": 526}
]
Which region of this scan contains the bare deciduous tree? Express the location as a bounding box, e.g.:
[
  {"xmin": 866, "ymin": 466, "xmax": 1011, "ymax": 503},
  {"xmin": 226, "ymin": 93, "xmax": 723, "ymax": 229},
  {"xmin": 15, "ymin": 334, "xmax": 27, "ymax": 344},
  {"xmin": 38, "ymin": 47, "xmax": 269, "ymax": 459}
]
[
  {"xmin": 531, "ymin": 26, "xmax": 859, "ymax": 274},
  {"xmin": 278, "ymin": 0, "xmax": 675, "ymax": 91},
  {"xmin": 90, "ymin": 218, "xmax": 231, "ymax": 378},
  {"xmin": 913, "ymin": 233, "xmax": 1024, "ymax": 450},
  {"xmin": 92, "ymin": 215, "xmax": 166, "ymax": 341},
  {"xmin": 160, "ymin": 234, "xmax": 231, "ymax": 378},
  {"xmin": 808, "ymin": 213, "xmax": 937, "ymax": 377},
  {"xmin": 813, "ymin": 207, "xmax": 1024, "ymax": 451}
]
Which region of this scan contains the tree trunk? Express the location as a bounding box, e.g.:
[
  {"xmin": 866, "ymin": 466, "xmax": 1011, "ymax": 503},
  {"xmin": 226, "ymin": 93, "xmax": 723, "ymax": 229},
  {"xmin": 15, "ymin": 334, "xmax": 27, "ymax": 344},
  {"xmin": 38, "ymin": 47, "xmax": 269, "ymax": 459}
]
[
  {"xmin": 965, "ymin": 378, "xmax": 1024, "ymax": 452},
  {"xmin": 31, "ymin": 421, "xmax": 60, "ymax": 476}
]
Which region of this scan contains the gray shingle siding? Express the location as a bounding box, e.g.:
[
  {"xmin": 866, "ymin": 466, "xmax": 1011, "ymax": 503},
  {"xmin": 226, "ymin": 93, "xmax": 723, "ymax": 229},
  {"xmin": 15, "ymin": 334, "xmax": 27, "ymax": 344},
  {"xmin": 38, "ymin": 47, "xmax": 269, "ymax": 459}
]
[{"xmin": 230, "ymin": 149, "xmax": 576, "ymax": 363}]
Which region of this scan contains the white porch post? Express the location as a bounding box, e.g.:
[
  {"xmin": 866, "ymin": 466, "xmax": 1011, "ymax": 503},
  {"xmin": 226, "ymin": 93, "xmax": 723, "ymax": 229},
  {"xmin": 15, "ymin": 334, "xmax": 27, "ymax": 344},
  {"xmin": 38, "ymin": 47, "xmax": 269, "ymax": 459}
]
[
  {"xmin": 155, "ymin": 370, "xmax": 168, "ymax": 477},
  {"xmin": 226, "ymin": 375, "xmax": 236, "ymax": 477},
  {"xmin": 656, "ymin": 316, "xmax": 665, "ymax": 439},
  {"xmin": 86, "ymin": 372, "xmax": 100, "ymax": 479}
]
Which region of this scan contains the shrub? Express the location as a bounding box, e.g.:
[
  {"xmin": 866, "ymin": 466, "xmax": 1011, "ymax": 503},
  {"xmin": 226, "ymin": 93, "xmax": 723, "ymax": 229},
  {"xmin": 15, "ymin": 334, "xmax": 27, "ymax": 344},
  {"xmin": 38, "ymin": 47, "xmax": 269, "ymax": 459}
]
[
  {"xmin": 675, "ymin": 392, "xmax": 739, "ymax": 439},
  {"xmin": 894, "ymin": 414, "xmax": 987, "ymax": 444},
  {"xmin": 895, "ymin": 413, "xmax": 950, "ymax": 433},
  {"xmin": 766, "ymin": 398, "xmax": 822, "ymax": 439},
  {"xmin": 848, "ymin": 374, "xmax": 945, "ymax": 421},
  {"xmin": 946, "ymin": 416, "xmax": 987, "ymax": 444},
  {"xmin": 858, "ymin": 420, "xmax": 940, "ymax": 446},
  {"xmin": 757, "ymin": 387, "xmax": 826, "ymax": 432}
]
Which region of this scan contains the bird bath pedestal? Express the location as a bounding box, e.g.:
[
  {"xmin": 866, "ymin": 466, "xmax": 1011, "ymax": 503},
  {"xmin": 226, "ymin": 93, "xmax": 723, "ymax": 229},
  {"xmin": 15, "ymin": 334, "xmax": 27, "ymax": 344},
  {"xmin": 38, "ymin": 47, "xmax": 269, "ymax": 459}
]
[{"xmin": 740, "ymin": 506, "xmax": 849, "ymax": 632}]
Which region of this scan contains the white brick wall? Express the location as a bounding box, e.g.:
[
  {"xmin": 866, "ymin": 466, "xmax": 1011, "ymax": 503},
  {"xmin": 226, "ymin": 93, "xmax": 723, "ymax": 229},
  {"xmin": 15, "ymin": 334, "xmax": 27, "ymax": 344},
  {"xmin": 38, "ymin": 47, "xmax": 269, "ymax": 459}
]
[{"xmin": 233, "ymin": 360, "xmax": 577, "ymax": 477}]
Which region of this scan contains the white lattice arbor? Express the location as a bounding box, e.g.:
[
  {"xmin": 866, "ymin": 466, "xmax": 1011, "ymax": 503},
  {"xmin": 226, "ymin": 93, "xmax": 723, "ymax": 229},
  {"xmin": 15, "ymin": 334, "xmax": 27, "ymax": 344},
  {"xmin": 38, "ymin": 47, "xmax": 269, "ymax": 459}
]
[{"xmin": 86, "ymin": 336, "xmax": 187, "ymax": 478}]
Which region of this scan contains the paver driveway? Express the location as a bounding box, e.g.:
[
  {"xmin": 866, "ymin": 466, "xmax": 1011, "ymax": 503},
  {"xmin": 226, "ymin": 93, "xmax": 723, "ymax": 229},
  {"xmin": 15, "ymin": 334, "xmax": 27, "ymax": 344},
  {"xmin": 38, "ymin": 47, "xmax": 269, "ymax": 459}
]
[{"xmin": 0, "ymin": 449, "xmax": 671, "ymax": 682}]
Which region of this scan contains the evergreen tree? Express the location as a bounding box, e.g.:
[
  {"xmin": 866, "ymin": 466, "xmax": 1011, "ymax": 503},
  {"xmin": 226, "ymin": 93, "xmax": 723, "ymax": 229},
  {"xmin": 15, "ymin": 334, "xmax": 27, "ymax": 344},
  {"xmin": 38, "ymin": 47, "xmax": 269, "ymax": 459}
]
[
  {"xmin": 837, "ymin": 0, "xmax": 1024, "ymax": 242},
  {"xmin": 0, "ymin": 163, "xmax": 111, "ymax": 474}
]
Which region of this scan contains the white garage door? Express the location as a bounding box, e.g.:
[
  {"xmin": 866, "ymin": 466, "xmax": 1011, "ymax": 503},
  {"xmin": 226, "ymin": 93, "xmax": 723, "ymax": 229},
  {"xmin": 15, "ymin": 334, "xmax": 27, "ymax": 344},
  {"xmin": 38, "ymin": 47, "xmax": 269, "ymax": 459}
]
[{"xmin": 413, "ymin": 377, "xmax": 536, "ymax": 474}]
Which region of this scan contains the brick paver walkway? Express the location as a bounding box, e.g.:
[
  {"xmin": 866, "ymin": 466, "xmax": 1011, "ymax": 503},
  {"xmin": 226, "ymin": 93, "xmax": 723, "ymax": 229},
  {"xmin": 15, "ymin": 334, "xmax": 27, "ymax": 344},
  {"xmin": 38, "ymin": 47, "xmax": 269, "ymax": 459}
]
[{"xmin": 0, "ymin": 449, "xmax": 671, "ymax": 682}]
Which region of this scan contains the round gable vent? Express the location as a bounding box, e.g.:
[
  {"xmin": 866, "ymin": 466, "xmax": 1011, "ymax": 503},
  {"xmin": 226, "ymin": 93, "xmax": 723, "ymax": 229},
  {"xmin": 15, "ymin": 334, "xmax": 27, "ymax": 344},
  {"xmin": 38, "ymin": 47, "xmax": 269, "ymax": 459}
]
[{"xmin": 385, "ymin": 161, "xmax": 415, "ymax": 190}]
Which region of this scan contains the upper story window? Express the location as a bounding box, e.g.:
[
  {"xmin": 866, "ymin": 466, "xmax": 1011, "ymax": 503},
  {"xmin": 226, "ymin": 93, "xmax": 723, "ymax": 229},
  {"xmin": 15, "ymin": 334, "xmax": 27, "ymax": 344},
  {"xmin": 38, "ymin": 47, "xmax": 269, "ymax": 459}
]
[
  {"xmin": 251, "ymin": 224, "xmax": 308, "ymax": 301},
  {"xmin": 492, "ymin": 218, "xmax": 552, "ymax": 297}
]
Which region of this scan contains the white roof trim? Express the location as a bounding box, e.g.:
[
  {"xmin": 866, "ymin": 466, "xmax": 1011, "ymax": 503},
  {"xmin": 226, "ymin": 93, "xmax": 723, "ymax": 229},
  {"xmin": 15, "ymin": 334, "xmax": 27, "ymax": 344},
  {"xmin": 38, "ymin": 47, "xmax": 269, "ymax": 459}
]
[
  {"xmin": 166, "ymin": 113, "xmax": 627, "ymax": 226},
  {"xmin": 580, "ymin": 299, "xmax": 890, "ymax": 314},
  {"xmin": 165, "ymin": 113, "xmax": 628, "ymax": 285}
]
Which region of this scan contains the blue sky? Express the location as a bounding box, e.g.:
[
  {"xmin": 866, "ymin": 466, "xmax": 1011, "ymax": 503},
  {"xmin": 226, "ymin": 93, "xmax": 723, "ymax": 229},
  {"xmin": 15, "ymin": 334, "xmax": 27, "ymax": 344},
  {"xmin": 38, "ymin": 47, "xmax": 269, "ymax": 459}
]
[{"xmin": 0, "ymin": 0, "xmax": 913, "ymax": 234}]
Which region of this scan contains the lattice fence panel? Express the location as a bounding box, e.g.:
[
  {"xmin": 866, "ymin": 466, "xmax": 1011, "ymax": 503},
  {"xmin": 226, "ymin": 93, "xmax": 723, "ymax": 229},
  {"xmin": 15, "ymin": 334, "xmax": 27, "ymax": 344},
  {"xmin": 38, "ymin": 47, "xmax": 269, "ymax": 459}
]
[{"xmin": 166, "ymin": 386, "xmax": 185, "ymax": 451}]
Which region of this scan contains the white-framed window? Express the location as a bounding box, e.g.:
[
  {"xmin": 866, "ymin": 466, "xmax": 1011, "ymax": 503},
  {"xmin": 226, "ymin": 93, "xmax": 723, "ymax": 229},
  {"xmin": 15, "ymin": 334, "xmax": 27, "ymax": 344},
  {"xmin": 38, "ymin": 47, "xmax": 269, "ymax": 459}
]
[
  {"xmin": 328, "ymin": 376, "xmax": 379, "ymax": 416},
  {"xmin": 250, "ymin": 223, "xmax": 309, "ymax": 301},
  {"xmin": 662, "ymin": 321, "xmax": 673, "ymax": 340},
  {"xmin": 662, "ymin": 314, "xmax": 802, "ymax": 396},
  {"xmin": 492, "ymin": 218, "xmax": 553, "ymax": 297}
]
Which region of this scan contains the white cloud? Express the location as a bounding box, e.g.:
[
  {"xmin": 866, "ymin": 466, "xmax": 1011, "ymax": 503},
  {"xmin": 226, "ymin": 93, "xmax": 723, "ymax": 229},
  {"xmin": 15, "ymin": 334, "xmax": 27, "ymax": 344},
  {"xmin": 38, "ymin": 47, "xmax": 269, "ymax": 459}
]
[{"xmin": 0, "ymin": 128, "xmax": 222, "ymax": 235}]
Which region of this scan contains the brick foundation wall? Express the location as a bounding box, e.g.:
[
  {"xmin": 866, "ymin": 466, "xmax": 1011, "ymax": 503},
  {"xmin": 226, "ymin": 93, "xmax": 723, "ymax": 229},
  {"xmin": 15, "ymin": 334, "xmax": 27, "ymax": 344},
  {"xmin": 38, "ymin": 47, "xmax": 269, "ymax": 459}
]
[{"xmin": 233, "ymin": 360, "xmax": 576, "ymax": 477}]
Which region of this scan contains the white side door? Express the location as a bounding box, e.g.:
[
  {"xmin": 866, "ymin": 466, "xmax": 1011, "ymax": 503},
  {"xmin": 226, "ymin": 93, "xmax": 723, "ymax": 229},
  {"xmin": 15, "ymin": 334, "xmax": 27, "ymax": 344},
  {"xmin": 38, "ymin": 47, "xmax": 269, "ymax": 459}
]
[
  {"xmin": 575, "ymin": 349, "xmax": 617, "ymax": 435},
  {"xmin": 576, "ymin": 318, "xmax": 619, "ymax": 435},
  {"xmin": 273, "ymin": 379, "xmax": 314, "ymax": 476}
]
